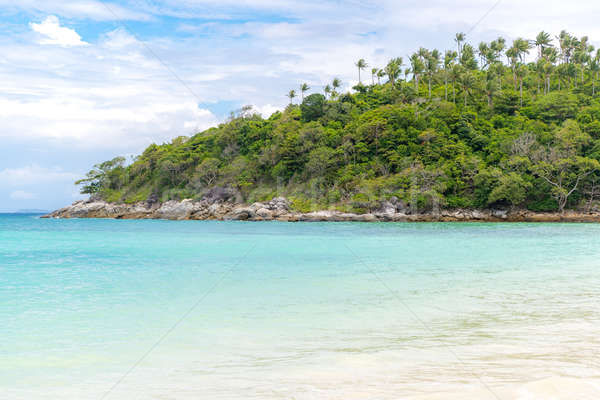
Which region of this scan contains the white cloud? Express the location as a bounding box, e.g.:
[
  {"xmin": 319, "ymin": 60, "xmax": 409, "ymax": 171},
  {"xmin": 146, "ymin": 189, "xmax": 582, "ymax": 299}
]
[
  {"xmin": 30, "ymin": 15, "xmax": 88, "ymax": 47},
  {"xmin": 0, "ymin": 0, "xmax": 150, "ymax": 21},
  {"xmin": 253, "ymin": 104, "xmax": 282, "ymax": 118},
  {"xmin": 10, "ymin": 190, "xmax": 36, "ymax": 200},
  {"xmin": 0, "ymin": 27, "xmax": 220, "ymax": 150},
  {"xmin": 0, "ymin": 165, "xmax": 79, "ymax": 186}
]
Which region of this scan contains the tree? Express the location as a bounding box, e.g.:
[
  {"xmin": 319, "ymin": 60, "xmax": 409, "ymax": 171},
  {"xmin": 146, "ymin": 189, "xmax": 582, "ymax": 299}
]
[
  {"xmin": 76, "ymin": 156, "xmax": 126, "ymax": 194},
  {"xmin": 300, "ymin": 93, "xmax": 326, "ymax": 122},
  {"xmin": 409, "ymin": 53, "xmax": 424, "ymax": 91},
  {"xmin": 590, "ymin": 58, "xmax": 600, "ymax": 95},
  {"xmin": 332, "ymin": 77, "xmax": 342, "ymax": 98},
  {"xmin": 488, "ymin": 172, "xmax": 531, "ymax": 209},
  {"xmin": 535, "ymin": 31, "xmax": 553, "ymax": 60},
  {"xmin": 384, "ymin": 57, "xmax": 402, "ymax": 86},
  {"xmin": 377, "ymin": 68, "xmax": 386, "ymax": 85},
  {"xmin": 458, "ymin": 70, "xmax": 476, "ymax": 106},
  {"xmin": 533, "ymin": 156, "xmax": 599, "ymax": 213},
  {"xmin": 355, "ymin": 59, "xmax": 368, "ymax": 84},
  {"xmin": 193, "ymin": 158, "xmax": 220, "ymax": 187},
  {"xmin": 306, "ymin": 147, "xmax": 337, "ymax": 178},
  {"xmin": 455, "ymin": 32, "xmax": 466, "ymax": 58},
  {"xmin": 443, "ymin": 50, "xmax": 457, "ymax": 101},
  {"xmin": 324, "ymin": 84, "xmax": 332, "ymax": 99},
  {"xmin": 484, "ymin": 71, "xmax": 500, "ymax": 107},
  {"xmin": 287, "ymin": 89, "xmax": 296, "ymax": 105},
  {"xmin": 371, "ymin": 68, "xmax": 379, "ymax": 85},
  {"xmin": 300, "ymin": 83, "xmax": 310, "ymax": 100},
  {"xmin": 459, "ymin": 44, "xmax": 478, "ymax": 70},
  {"xmin": 425, "ymin": 49, "xmax": 440, "ymax": 98},
  {"xmin": 515, "ymin": 63, "xmax": 527, "ymax": 107}
]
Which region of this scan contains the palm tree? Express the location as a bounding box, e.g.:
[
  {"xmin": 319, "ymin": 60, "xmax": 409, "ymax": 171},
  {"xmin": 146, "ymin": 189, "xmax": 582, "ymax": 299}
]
[
  {"xmin": 324, "ymin": 84, "xmax": 332, "ymax": 99},
  {"xmin": 371, "ymin": 68, "xmax": 379, "ymax": 85},
  {"xmin": 460, "ymin": 44, "xmax": 478, "ymax": 70},
  {"xmin": 300, "ymin": 83, "xmax": 310, "ymax": 100},
  {"xmin": 455, "ymin": 32, "xmax": 466, "ymax": 58},
  {"xmin": 409, "ymin": 53, "xmax": 424, "ymax": 92},
  {"xmin": 557, "ymin": 30, "xmax": 576, "ymax": 64},
  {"xmin": 425, "ymin": 49, "xmax": 440, "ymax": 98},
  {"xmin": 484, "ymin": 72, "xmax": 500, "ymax": 107},
  {"xmin": 515, "ymin": 64, "xmax": 527, "ymax": 106},
  {"xmin": 355, "ymin": 59, "xmax": 368, "ymax": 84},
  {"xmin": 450, "ymin": 64, "xmax": 463, "ymax": 104},
  {"xmin": 535, "ymin": 31, "xmax": 553, "ymax": 60},
  {"xmin": 590, "ymin": 59, "xmax": 600, "ymax": 95},
  {"xmin": 287, "ymin": 90, "xmax": 296, "ymax": 105},
  {"xmin": 506, "ymin": 45, "xmax": 519, "ymax": 89},
  {"xmin": 478, "ymin": 42, "xmax": 489, "ymax": 67},
  {"xmin": 542, "ymin": 60, "xmax": 554, "ymax": 94},
  {"xmin": 458, "ymin": 70, "xmax": 475, "ymax": 106},
  {"xmin": 443, "ymin": 50, "xmax": 457, "ymax": 101},
  {"xmin": 542, "ymin": 47, "xmax": 558, "ymax": 93},
  {"xmin": 377, "ymin": 69, "xmax": 386, "ymax": 85},
  {"xmin": 384, "ymin": 57, "xmax": 402, "ymax": 86},
  {"xmin": 332, "ymin": 77, "xmax": 342, "ymax": 98}
]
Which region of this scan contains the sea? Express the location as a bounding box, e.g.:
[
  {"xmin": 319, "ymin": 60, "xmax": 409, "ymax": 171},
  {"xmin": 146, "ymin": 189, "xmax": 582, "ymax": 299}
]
[{"xmin": 1, "ymin": 213, "xmax": 599, "ymax": 399}]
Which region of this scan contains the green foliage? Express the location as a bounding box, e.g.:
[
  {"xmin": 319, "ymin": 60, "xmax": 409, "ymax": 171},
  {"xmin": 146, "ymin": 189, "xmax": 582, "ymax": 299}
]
[
  {"xmin": 301, "ymin": 93, "xmax": 327, "ymax": 122},
  {"xmin": 76, "ymin": 30, "xmax": 600, "ymax": 213},
  {"xmin": 488, "ymin": 172, "xmax": 531, "ymax": 208}
]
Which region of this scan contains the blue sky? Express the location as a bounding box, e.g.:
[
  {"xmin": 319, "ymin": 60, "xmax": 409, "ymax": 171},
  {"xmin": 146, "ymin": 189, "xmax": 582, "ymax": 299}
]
[{"xmin": 1, "ymin": 0, "xmax": 600, "ymax": 211}]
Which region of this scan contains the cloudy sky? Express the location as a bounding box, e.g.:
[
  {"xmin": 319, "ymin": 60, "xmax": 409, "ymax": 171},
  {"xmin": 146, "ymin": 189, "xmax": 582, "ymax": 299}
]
[{"xmin": 1, "ymin": 0, "xmax": 600, "ymax": 211}]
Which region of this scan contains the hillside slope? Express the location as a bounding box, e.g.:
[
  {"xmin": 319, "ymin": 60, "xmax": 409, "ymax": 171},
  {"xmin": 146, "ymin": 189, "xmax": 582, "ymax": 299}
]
[{"xmin": 75, "ymin": 31, "xmax": 600, "ymax": 215}]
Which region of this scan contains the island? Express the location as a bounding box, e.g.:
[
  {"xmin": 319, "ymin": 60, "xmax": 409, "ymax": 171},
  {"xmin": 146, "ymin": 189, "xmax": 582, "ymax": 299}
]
[{"xmin": 47, "ymin": 30, "xmax": 600, "ymax": 222}]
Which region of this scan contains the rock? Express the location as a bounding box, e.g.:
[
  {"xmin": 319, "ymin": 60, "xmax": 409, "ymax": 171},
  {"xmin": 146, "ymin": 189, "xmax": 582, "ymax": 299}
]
[
  {"xmin": 155, "ymin": 200, "xmax": 195, "ymax": 220},
  {"xmin": 226, "ymin": 207, "xmax": 252, "ymax": 221},
  {"xmin": 268, "ymin": 197, "xmax": 290, "ymax": 212},
  {"xmin": 43, "ymin": 196, "xmax": 600, "ymax": 223},
  {"xmin": 298, "ymin": 211, "xmax": 334, "ymax": 222},
  {"xmin": 377, "ymin": 201, "xmax": 396, "ymax": 215},
  {"xmin": 470, "ymin": 210, "xmax": 486, "ymax": 220},
  {"xmin": 255, "ymin": 208, "xmax": 273, "ymax": 219},
  {"xmin": 249, "ymin": 202, "xmax": 266, "ymax": 212},
  {"xmin": 353, "ymin": 213, "xmax": 378, "ymax": 222},
  {"xmin": 492, "ymin": 209, "xmax": 508, "ymax": 219}
]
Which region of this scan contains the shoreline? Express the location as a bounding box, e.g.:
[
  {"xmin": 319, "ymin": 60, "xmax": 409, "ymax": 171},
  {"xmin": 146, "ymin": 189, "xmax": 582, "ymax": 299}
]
[{"xmin": 42, "ymin": 198, "xmax": 600, "ymax": 223}]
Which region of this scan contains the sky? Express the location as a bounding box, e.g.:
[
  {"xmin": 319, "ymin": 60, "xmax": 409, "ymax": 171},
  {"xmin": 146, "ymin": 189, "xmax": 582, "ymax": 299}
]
[{"xmin": 1, "ymin": 0, "xmax": 600, "ymax": 212}]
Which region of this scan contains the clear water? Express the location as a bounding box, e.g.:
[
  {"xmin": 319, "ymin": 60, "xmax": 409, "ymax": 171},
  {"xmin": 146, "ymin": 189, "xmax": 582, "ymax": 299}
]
[{"xmin": 1, "ymin": 214, "xmax": 600, "ymax": 399}]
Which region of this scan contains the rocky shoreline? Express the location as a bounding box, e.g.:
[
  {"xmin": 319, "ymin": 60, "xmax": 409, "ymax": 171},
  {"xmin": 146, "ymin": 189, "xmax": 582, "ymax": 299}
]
[{"xmin": 42, "ymin": 197, "xmax": 600, "ymax": 222}]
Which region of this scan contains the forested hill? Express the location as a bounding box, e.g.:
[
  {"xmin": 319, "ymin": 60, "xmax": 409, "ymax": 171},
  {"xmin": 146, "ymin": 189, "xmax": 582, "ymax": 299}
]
[{"xmin": 77, "ymin": 30, "xmax": 600, "ymax": 214}]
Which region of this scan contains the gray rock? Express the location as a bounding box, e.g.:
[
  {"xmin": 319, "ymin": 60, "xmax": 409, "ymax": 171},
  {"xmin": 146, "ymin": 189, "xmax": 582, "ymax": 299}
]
[
  {"xmin": 155, "ymin": 200, "xmax": 195, "ymax": 220},
  {"xmin": 377, "ymin": 201, "xmax": 396, "ymax": 215},
  {"xmin": 255, "ymin": 208, "xmax": 273, "ymax": 219},
  {"xmin": 226, "ymin": 207, "xmax": 253, "ymax": 221},
  {"xmin": 470, "ymin": 210, "xmax": 486, "ymax": 220},
  {"xmin": 492, "ymin": 209, "xmax": 508, "ymax": 219}
]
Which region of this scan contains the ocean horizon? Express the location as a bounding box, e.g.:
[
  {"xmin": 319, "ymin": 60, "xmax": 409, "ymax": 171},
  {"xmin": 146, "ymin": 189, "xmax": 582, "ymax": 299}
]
[{"xmin": 2, "ymin": 214, "xmax": 600, "ymax": 399}]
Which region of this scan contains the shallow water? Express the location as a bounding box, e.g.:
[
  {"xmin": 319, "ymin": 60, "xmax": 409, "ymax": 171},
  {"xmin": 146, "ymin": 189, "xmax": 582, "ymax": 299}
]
[{"xmin": 1, "ymin": 214, "xmax": 600, "ymax": 399}]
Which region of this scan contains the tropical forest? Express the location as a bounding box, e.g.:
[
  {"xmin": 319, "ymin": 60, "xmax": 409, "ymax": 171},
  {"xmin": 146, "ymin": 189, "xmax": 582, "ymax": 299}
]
[{"xmin": 78, "ymin": 31, "xmax": 600, "ymax": 214}]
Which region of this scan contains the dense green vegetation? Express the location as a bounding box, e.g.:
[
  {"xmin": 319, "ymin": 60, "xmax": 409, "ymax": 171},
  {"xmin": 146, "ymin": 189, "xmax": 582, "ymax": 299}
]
[{"xmin": 78, "ymin": 30, "xmax": 600, "ymax": 213}]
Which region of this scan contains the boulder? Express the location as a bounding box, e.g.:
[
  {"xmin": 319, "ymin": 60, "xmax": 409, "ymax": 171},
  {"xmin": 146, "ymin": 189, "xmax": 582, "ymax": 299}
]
[
  {"xmin": 255, "ymin": 208, "xmax": 274, "ymax": 219},
  {"xmin": 491, "ymin": 209, "xmax": 508, "ymax": 219},
  {"xmin": 226, "ymin": 207, "xmax": 253, "ymax": 221},
  {"xmin": 268, "ymin": 197, "xmax": 290, "ymax": 212},
  {"xmin": 155, "ymin": 200, "xmax": 195, "ymax": 220}
]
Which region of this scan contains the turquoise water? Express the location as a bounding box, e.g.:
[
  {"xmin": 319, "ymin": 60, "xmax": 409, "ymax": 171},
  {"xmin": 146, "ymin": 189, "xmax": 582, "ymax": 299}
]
[{"xmin": 1, "ymin": 214, "xmax": 600, "ymax": 399}]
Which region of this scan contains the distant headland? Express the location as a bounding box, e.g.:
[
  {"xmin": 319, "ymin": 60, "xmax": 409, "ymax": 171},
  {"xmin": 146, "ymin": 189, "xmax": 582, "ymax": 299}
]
[{"xmin": 52, "ymin": 30, "xmax": 600, "ymax": 219}]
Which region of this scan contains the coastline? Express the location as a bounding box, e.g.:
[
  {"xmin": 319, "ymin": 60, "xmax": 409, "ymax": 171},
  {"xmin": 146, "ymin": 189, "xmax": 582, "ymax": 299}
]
[{"xmin": 42, "ymin": 197, "xmax": 600, "ymax": 223}]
